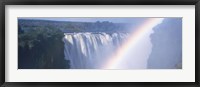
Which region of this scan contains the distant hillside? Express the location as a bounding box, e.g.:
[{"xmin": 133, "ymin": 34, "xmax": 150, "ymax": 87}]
[{"xmin": 18, "ymin": 19, "xmax": 130, "ymax": 33}]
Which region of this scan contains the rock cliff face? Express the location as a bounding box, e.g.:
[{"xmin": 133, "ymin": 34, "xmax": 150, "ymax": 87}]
[{"xmin": 147, "ymin": 18, "xmax": 182, "ymax": 69}]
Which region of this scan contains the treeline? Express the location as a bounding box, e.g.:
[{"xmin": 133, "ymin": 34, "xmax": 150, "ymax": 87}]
[
  {"xmin": 18, "ymin": 19, "xmax": 129, "ymax": 33},
  {"xmin": 18, "ymin": 19, "xmax": 128, "ymax": 69}
]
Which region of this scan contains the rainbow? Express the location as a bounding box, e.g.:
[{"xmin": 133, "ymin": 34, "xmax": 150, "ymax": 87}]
[{"xmin": 103, "ymin": 18, "xmax": 164, "ymax": 69}]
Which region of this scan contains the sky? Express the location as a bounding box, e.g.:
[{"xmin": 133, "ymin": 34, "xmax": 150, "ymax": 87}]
[{"xmin": 18, "ymin": 17, "xmax": 148, "ymax": 24}]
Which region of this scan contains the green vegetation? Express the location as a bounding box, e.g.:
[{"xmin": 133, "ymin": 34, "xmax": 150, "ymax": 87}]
[
  {"xmin": 18, "ymin": 23, "xmax": 69, "ymax": 69},
  {"xmin": 18, "ymin": 19, "xmax": 128, "ymax": 69}
]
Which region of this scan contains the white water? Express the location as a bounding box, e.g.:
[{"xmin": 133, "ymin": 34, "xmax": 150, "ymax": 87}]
[{"xmin": 63, "ymin": 32, "xmax": 129, "ymax": 69}]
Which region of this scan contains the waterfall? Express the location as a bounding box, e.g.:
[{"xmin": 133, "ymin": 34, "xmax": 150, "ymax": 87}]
[{"xmin": 63, "ymin": 32, "xmax": 129, "ymax": 69}]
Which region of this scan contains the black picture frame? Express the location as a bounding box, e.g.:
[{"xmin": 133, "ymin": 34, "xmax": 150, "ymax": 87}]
[{"xmin": 0, "ymin": 0, "xmax": 199, "ymax": 87}]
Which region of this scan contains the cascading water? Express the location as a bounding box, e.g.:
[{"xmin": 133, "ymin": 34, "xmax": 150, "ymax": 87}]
[{"xmin": 63, "ymin": 32, "xmax": 129, "ymax": 69}]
